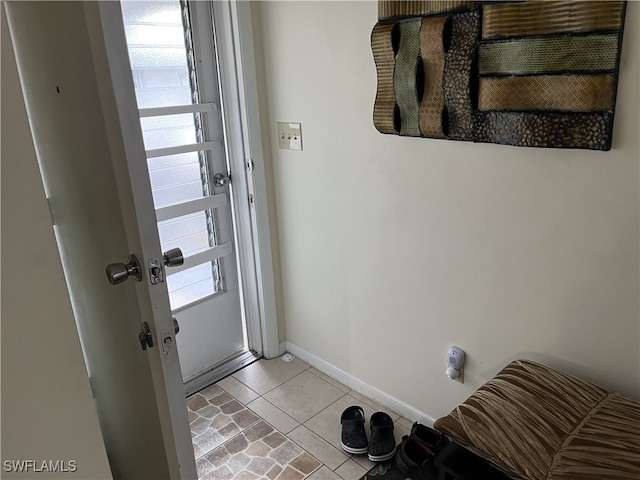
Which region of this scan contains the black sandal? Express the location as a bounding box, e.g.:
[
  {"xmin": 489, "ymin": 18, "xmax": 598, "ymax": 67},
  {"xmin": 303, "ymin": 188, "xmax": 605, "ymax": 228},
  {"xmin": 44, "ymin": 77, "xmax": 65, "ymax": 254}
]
[
  {"xmin": 368, "ymin": 412, "xmax": 395, "ymax": 461},
  {"xmin": 340, "ymin": 406, "xmax": 369, "ymax": 454}
]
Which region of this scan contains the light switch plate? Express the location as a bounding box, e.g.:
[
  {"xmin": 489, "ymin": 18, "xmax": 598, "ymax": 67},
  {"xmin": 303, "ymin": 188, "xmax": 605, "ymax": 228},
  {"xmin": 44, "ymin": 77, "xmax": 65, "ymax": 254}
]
[{"xmin": 277, "ymin": 122, "xmax": 302, "ymax": 150}]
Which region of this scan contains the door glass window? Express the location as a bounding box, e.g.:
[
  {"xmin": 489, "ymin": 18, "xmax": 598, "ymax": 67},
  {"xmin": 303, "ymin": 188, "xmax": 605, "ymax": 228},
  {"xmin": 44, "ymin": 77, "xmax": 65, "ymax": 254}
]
[
  {"xmin": 158, "ymin": 212, "xmax": 210, "ymax": 256},
  {"xmin": 147, "ymin": 153, "xmax": 204, "ymax": 208},
  {"xmin": 122, "ymin": 2, "xmax": 191, "ymax": 109},
  {"xmin": 140, "ymin": 114, "xmax": 197, "ymax": 150},
  {"xmin": 121, "ymin": 0, "xmax": 224, "ymax": 310}
]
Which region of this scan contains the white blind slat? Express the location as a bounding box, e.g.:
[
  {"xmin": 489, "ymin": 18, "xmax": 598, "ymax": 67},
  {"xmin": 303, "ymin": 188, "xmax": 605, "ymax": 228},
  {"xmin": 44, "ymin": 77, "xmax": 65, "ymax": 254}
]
[
  {"xmin": 146, "ymin": 141, "xmax": 220, "ymax": 159},
  {"xmin": 139, "ymin": 103, "xmax": 217, "ymax": 118},
  {"xmin": 167, "ymin": 243, "xmax": 233, "ymax": 276},
  {"xmin": 155, "ymin": 194, "xmax": 227, "ymax": 222}
]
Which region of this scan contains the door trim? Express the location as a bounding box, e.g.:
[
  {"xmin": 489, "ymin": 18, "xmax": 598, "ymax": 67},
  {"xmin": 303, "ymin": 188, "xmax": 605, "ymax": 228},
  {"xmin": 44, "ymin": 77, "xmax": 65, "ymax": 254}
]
[{"xmin": 210, "ymin": 0, "xmax": 280, "ymax": 359}]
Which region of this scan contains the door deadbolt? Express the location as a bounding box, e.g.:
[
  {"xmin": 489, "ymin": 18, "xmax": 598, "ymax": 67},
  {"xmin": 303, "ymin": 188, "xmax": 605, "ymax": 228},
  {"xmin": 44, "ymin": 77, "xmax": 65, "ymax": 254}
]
[
  {"xmin": 106, "ymin": 254, "xmax": 142, "ymax": 285},
  {"xmin": 139, "ymin": 322, "xmax": 153, "ymax": 351},
  {"xmin": 173, "ymin": 317, "xmax": 180, "ymax": 335}
]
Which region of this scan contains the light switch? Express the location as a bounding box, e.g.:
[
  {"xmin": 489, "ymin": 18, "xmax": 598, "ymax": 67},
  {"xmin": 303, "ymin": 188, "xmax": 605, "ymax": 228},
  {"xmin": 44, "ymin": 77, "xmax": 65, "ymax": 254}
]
[{"xmin": 277, "ymin": 122, "xmax": 303, "ymax": 151}]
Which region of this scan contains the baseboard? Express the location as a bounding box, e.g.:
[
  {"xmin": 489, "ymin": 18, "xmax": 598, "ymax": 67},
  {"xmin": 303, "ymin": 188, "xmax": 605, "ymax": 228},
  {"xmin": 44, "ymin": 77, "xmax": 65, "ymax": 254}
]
[{"xmin": 284, "ymin": 341, "xmax": 437, "ymax": 426}]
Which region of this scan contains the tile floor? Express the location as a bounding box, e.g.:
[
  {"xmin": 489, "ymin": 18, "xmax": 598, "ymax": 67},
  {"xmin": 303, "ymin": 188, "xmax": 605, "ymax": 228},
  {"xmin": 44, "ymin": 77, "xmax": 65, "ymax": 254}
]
[{"xmin": 187, "ymin": 356, "xmax": 413, "ymax": 480}]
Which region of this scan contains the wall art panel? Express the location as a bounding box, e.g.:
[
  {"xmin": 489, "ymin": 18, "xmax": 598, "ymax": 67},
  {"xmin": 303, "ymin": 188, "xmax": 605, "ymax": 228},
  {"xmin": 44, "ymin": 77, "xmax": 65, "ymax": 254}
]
[
  {"xmin": 371, "ymin": 0, "xmax": 627, "ymax": 150},
  {"xmin": 419, "ymin": 16, "xmax": 447, "ymax": 138}
]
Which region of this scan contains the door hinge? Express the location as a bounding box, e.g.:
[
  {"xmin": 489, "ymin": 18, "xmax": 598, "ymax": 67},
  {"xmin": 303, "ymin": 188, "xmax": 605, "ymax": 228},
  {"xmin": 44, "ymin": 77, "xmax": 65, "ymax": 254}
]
[
  {"xmin": 249, "ymin": 194, "xmax": 255, "ymax": 208},
  {"xmin": 247, "ymin": 159, "xmax": 255, "ymax": 171}
]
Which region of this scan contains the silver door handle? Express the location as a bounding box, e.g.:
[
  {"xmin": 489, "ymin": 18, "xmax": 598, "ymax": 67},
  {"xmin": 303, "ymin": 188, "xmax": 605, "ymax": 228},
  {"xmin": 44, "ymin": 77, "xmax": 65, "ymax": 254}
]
[
  {"xmin": 213, "ymin": 172, "xmax": 231, "ymax": 187},
  {"xmin": 106, "ymin": 254, "xmax": 142, "ymax": 285},
  {"xmin": 163, "ymin": 248, "xmax": 184, "ymax": 267}
]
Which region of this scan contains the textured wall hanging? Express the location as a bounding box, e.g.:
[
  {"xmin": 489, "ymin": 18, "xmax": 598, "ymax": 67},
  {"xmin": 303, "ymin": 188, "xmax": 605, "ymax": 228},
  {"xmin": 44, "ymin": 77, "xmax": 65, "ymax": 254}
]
[{"xmin": 371, "ymin": 1, "xmax": 627, "ymax": 150}]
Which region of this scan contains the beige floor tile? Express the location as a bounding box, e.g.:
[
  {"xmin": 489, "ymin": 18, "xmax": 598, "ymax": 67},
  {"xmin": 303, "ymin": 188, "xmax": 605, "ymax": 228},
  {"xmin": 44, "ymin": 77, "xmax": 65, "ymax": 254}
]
[
  {"xmin": 307, "ymin": 368, "xmax": 350, "ymax": 393},
  {"xmin": 395, "ymin": 417, "xmax": 413, "ymax": 431},
  {"xmin": 217, "ymin": 375, "xmax": 260, "ymax": 404},
  {"xmin": 348, "ymin": 390, "xmax": 400, "ymax": 422},
  {"xmin": 233, "ymin": 357, "xmax": 309, "ymax": 395},
  {"xmin": 247, "ymin": 397, "xmax": 299, "ymax": 434},
  {"xmin": 393, "ymin": 418, "xmax": 412, "ymax": 445},
  {"xmin": 351, "ymin": 454, "xmax": 376, "ymax": 472},
  {"xmin": 334, "ymin": 459, "xmax": 367, "ymax": 480},
  {"xmin": 264, "ymin": 370, "xmax": 346, "ymax": 423},
  {"xmin": 304, "ymin": 395, "xmax": 361, "ymax": 451},
  {"xmin": 287, "ymin": 425, "xmax": 350, "ymax": 470},
  {"xmin": 191, "ymin": 360, "xmax": 417, "ymax": 479},
  {"xmin": 305, "ymin": 465, "xmax": 343, "ymax": 480},
  {"xmin": 304, "ymin": 394, "xmax": 395, "ymax": 452}
]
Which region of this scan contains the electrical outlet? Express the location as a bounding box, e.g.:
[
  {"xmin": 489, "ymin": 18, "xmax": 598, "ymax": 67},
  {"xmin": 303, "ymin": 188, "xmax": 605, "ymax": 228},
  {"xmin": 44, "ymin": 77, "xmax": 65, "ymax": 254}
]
[{"xmin": 277, "ymin": 122, "xmax": 302, "ymax": 150}]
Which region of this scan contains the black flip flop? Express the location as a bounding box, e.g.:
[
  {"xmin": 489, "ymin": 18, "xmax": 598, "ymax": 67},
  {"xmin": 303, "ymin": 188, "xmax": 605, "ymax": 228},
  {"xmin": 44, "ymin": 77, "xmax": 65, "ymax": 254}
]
[
  {"xmin": 368, "ymin": 412, "xmax": 395, "ymax": 461},
  {"xmin": 340, "ymin": 406, "xmax": 368, "ymax": 454}
]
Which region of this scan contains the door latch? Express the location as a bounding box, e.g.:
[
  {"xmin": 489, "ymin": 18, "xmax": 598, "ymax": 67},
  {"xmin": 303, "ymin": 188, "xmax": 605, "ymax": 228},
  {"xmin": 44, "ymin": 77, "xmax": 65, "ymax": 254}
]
[
  {"xmin": 139, "ymin": 322, "xmax": 153, "ymax": 351},
  {"xmin": 148, "ymin": 258, "xmax": 163, "ymax": 285},
  {"xmin": 148, "ymin": 248, "xmax": 184, "ymax": 285}
]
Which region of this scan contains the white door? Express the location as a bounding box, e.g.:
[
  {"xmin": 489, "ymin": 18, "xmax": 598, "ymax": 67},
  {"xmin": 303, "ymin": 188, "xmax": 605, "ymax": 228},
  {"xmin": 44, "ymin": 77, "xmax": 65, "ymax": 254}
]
[
  {"xmin": 119, "ymin": 0, "xmax": 256, "ymax": 394},
  {"xmin": 5, "ymin": 2, "xmax": 197, "ymax": 478}
]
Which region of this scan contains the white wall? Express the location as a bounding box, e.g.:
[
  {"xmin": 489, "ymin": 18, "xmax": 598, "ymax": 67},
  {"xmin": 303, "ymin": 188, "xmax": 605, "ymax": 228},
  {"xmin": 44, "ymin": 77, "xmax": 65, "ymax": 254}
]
[
  {"xmin": 255, "ymin": 1, "xmax": 640, "ymax": 420},
  {"xmin": 1, "ymin": 6, "xmax": 112, "ymax": 479}
]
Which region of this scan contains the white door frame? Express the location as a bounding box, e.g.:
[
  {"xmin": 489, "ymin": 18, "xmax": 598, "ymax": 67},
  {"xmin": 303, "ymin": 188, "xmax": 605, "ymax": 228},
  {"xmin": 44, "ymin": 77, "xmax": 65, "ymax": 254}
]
[
  {"xmin": 211, "ymin": 0, "xmax": 280, "ymax": 359},
  {"xmin": 100, "ymin": 0, "xmax": 281, "ymax": 433},
  {"xmin": 108, "ymin": 0, "xmax": 279, "ymax": 363}
]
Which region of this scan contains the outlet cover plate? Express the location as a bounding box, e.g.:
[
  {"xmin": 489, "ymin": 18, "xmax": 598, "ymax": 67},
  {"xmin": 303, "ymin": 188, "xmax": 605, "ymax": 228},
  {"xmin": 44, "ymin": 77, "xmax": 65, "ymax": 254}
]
[{"xmin": 277, "ymin": 122, "xmax": 302, "ymax": 150}]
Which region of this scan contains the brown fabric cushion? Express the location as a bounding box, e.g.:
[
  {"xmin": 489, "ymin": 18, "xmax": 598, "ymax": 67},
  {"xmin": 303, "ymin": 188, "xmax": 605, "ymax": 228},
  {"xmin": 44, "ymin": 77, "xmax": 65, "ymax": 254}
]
[{"xmin": 434, "ymin": 360, "xmax": 640, "ymax": 480}]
